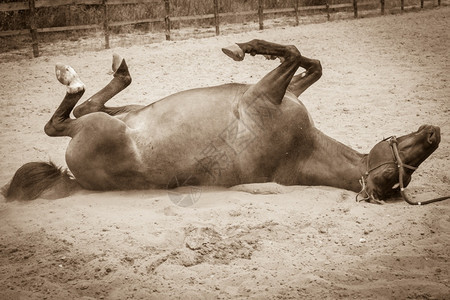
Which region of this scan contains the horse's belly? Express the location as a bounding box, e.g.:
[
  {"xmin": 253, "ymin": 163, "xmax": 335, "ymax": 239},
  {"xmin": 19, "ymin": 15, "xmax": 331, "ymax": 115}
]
[{"xmin": 129, "ymin": 87, "xmax": 314, "ymax": 187}]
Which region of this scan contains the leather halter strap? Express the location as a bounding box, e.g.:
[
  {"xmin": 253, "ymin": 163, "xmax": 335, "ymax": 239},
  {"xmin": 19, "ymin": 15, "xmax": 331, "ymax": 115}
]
[
  {"xmin": 390, "ymin": 137, "xmax": 449, "ymax": 205},
  {"xmin": 357, "ymin": 136, "xmax": 449, "ymax": 205},
  {"xmin": 366, "ymin": 136, "xmax": 417, "ymax": 176}
]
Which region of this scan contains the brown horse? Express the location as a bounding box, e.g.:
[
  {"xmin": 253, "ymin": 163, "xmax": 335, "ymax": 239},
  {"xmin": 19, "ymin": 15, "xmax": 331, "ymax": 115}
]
[{"xmin": 3, "ymin": 40, "xmax": 442, "ymax": 202}]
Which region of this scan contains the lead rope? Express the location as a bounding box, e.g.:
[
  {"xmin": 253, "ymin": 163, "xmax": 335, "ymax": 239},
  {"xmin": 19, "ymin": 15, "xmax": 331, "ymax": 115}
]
[
  {"xmin": 391, "ymin": 139, "xmax": 450, "ymax": 205},
  {"xmin": 356, "ymin": 176, "xmax": 370, "ymax": 202},
  {"xmin": 356, "ymin": 175, "xmax": 386, "ymax": 204}
]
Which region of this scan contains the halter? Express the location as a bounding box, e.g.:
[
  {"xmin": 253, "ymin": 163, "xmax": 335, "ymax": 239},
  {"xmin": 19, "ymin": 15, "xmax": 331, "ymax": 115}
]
[{"xmin": 357, "ymin": 136, "xmax": 450, "ymax": 205}]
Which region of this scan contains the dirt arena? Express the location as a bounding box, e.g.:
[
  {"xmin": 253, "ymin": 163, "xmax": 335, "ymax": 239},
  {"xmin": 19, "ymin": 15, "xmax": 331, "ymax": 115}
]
[{"xmin": 1, "ymin": 6, "xmax": 449, "ymax": 300}]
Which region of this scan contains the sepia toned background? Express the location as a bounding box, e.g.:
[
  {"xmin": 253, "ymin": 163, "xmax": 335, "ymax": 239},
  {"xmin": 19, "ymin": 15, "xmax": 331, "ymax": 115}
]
[{"xmin": 0, "ymin": 1, "xmax": 449, "ymax": 299}]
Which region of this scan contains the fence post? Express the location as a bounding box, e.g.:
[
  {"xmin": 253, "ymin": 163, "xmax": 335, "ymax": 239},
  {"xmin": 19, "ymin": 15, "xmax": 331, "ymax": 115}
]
[
  {"xmin": 164, "ymin": 0, "xmax": 171, "ymax": 40},
  {"xmin": 65, "ymin": 5, "xmax": 71, "ymax": 26},
  {"xmin": 401, "ymin": 0, "xmax": 404, "ymax": 11},
  {"xmin": 438, "ymin": 0, "xmax": 440, "ymax": 6},
  {"xmin": 258, "ymin": 0, "xmax": 264, "ymax": 30},
  {"xmin": 380, "ymin": 0, "xmax": 385, "ymax": 15},
  {"xmin": 420, "ymin": 0, "xmax": 424, "ymax": 8},
  {"xmin": 28, "ymin": 0, "xmax": 39, "ymax": 57},
  {"xmin": 102, "ymin": 0, "xmax": 110, "ymax": 49},
  {"xmin": 294, "ymin": 0, "xmax": 299, "ymax": 26},
  {"xmin": 353, "ymin": 0, "xmax": 358, "ymax": 18},
  {"xmin": 213, "ymin": 0, "xmax": 219, "ymax": 35},
  {"xmin": 326, "ymin": 0, "xmax": 330, "ymax": 21}
]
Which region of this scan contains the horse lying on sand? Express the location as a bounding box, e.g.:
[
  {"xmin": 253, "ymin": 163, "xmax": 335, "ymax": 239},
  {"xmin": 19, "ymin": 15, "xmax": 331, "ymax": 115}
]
[{"xmin": 3, "ymin": 40, "xmax": 443, "ymax": 204}]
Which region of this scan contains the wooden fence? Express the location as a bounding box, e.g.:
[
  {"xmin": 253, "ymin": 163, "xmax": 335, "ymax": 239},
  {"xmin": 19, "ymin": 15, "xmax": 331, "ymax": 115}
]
[{"xmin": 0, "ymin": 0, "xmax": 440, "ymax": 57}]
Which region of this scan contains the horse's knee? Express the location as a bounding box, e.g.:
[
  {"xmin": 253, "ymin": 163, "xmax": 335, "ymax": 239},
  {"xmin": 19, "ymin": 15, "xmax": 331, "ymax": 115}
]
[
  {"xmin": 286, "ymin": 45, "xmax": 301, "ymax": 58},
  {"xmin": 310, "ymin": 59, "xmax": 322, "ymax": 79},
  {"xmin": 280, "ymin": 45, "xmax": 302, "ymax": 65}
]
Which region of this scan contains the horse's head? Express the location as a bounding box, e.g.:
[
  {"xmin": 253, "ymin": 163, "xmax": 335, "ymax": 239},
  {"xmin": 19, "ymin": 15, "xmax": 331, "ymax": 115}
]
[{"xmin": 365, "ymin": 124, "xmax": 440, "ymax": 200}]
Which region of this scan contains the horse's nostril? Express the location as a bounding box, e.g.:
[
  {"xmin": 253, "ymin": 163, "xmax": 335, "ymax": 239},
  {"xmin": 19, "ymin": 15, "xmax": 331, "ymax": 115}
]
[{"xmin": 427, "ymin": 129, "xmax": 438, "ymax": 145}]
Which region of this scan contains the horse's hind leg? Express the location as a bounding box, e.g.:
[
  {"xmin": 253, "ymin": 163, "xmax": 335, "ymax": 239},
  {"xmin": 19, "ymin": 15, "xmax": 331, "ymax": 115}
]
[
  {"xmin": 222, "ymin": 39, "xmax": 322, "ymax": 103},
  {"xmin": 44, "ymin": 65, "xmax": 85, "ymax": 137},
  {"xmin": 73, "ymin": 54, "xmax": 143, "ymax": 118}
]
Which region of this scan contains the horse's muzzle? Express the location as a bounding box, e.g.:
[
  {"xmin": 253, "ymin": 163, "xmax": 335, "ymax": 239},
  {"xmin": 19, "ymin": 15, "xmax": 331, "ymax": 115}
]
[
  {"xmin": 428, "ymin": 125, "xmax": 440, "ymax": 145},
  {"xmin": 419, "ymin": 124, "xmax": 440, "ymax": 146}
]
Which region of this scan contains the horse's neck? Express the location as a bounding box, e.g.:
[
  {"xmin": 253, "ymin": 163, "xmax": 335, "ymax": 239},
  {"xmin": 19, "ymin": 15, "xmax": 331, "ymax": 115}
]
[{"xmin": 298, "ymin": 129, "xmax": 367, "ymax": 192}]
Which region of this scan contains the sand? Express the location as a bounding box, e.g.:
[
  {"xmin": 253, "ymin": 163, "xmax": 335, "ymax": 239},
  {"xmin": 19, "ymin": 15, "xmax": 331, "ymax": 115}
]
[{"xmin": 0, "ymin": 6, "xmax": 449, "ymax": 300}]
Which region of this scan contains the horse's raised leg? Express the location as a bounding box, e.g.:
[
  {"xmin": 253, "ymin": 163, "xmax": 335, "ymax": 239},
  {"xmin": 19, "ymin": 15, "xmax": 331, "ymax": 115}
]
[
  {"xmin": 44, "ymin": 65, "xmax": 85, "ymax": 137},
  {"xmin": 287, "ymin": 58, "xmax": 322, "ymax": 97},
  {"xmin": 222, "ymin": 39, "xmax": 322, "ymax": 102},
  {"xmin": 73, "ymin": 54, "xmax": 144, "ymax": 118}
]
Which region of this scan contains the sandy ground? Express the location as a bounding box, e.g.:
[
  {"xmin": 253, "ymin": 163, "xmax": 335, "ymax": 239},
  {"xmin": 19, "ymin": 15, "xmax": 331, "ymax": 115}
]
[{"xmin": 0, "ymin": 6, "xmax": 449, "ymax": 300}]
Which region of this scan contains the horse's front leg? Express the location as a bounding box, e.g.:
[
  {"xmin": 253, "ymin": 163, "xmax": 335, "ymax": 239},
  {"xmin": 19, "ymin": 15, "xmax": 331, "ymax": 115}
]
[
  {"xmin": 222, "ymin": 39, "xmax": 322, "ymax": 102},
  {"xmin": 287, "ymin": 58, "xmax": 322, "ymax": 97},
  {"xmin": 73, "ymin": 54, "xmax": 143, "ymax": 118},
  {"xmin": 223, "ymin": 39, "xmax": 303, "ymax": 105}
]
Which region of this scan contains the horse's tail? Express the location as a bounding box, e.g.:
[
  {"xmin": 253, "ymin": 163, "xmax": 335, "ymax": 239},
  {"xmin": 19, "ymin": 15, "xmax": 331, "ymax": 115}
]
[{"xmin": 2, "ymin": 161, "xmax": 76, "ymax": 201}]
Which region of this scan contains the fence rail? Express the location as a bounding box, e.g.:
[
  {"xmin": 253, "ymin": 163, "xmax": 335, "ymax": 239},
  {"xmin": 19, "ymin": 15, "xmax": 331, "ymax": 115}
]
[{"xmin": 0, "ymin": 0, "xmax": 440, "ymax": 57}]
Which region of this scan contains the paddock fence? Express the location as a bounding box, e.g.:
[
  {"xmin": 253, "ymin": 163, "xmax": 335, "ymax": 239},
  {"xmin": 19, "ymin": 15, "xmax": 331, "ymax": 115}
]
[{"xmin": 0, "ymin": 0, "xmax": 442, "ymax": 57}]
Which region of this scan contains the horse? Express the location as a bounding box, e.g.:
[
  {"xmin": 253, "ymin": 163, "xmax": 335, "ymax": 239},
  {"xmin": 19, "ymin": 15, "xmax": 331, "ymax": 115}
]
[{"xmin": 2, "ymin": 40, "xmax": 442, "ymax": 203}]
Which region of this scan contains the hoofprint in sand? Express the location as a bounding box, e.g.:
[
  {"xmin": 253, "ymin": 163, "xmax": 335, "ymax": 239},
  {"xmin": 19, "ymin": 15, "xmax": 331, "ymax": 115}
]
[{"xmin": 0, "ymin": 7, "xmax": 449, "ymax": 300}]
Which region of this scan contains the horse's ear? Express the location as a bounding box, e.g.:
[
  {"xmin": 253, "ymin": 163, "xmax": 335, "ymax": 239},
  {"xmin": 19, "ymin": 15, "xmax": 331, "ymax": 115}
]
[{"xmin": 4, "ymin": 161, "xmax": 68, "ymax": 201}]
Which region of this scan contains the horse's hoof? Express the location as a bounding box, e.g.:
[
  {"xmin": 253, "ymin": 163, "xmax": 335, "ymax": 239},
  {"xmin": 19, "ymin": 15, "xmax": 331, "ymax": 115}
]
[
  {"xmin": 222, "ymin": 44, "xmax": 245, "ymax": 61},
  {"xmin": 112, "ymin": 53, "xmax": 123, "ymax": 73},
  {"xmin": 55, "ymin": 64, "xmax": 85, "ymax": 94}
]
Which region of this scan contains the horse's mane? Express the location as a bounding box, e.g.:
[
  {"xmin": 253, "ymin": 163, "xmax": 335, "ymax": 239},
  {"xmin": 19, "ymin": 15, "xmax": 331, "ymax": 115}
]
[{"xmin": 2, "ymin": 161, "xmax": 70, "ymax": 201}]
